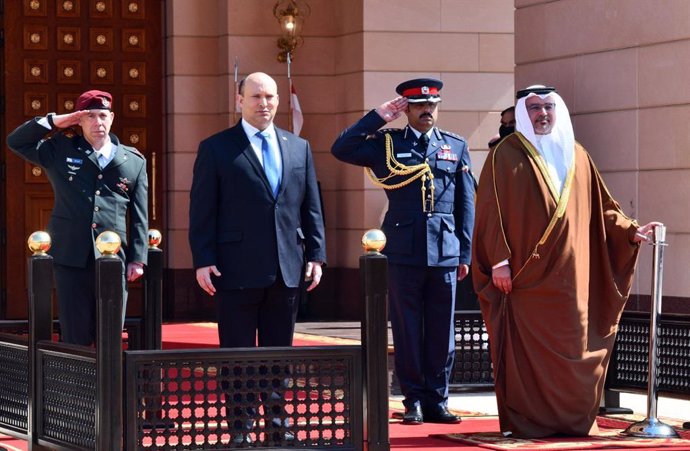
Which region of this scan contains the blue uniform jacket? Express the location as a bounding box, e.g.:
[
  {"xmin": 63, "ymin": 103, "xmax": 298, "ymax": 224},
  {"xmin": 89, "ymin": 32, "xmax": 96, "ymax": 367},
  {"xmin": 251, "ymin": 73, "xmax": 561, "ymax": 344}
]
[{"xmin": 332, "ymin": 110, "xmax": 475, "ymax": 267}]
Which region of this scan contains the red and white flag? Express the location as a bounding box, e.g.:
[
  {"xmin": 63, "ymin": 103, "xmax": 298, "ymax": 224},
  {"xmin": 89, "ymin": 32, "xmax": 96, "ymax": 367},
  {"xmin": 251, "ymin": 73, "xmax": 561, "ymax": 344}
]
[{"xmin": 291, "ymin": 83, "xmax": 304, "ymax": 136}]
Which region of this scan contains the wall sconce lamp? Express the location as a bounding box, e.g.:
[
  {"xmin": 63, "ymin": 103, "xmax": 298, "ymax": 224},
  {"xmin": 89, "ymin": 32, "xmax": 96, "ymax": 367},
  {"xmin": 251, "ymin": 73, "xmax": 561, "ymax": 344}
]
[{"xmin": 273, "ymin": 0, "xmax": 310, "ymax": 62}]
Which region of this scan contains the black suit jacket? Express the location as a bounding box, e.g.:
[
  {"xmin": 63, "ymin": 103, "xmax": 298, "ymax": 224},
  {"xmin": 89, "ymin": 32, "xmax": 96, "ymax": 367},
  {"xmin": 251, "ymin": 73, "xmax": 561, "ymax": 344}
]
[
  {"xmin": 189, "ymin": 122, "xmax": 326, "ymax": 290},
  {"xmin": 7, "ymin": 118, "xmax": 149, "ymax": 268}
]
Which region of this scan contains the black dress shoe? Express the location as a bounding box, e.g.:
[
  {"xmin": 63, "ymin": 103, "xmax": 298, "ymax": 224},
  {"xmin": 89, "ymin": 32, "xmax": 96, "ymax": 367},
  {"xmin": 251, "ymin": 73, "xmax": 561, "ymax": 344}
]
[
  {"xmin": 424, "ymin": 405, "xmax": 462, "ymax": 424},
  {"xmin": 402, "ymin": 405, "xmax": 424, "ymax": 425},
  {"xmin": 232, "ymin": 433, "xmax": 253, "ymax": 445}
]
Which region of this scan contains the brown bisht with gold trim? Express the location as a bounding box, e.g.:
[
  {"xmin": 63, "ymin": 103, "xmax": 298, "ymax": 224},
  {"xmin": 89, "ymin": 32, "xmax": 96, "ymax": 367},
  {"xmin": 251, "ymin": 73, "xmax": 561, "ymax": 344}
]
[{"xmin": 472, "ymin": 132, "xmax": 641, "ymax": 438}]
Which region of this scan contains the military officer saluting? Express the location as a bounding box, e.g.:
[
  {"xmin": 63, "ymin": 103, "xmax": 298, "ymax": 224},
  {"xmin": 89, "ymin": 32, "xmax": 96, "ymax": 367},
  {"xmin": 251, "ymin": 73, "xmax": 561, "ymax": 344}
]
[
  {"xmin": 331, "ymin": 78, "xmax": 475, "ymax": 424},
  {"xmin": 7, "ymin": 90, "xmax": 148, "ymax": 346}
]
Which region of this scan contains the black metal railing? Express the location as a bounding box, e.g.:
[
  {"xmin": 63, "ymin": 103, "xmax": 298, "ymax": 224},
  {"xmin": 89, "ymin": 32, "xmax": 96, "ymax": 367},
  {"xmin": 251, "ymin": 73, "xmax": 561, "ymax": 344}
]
[
  {"xmin": 0, "ymin": 230, "xmax": 392, "ymax": 450},
  {"xmin": 0, "ymin": 231, "xmax": 163, "ymax": 450},
  {"xmin": 450, "ymin": 311, "xmax": 494, "ymax": 391},
  {"xmin": 604, "ymin": 312, "xmax": 690, "ymax": 403},
  {"xmin": 0, "ymin": 334, "xmax": 29, "ymax": 438},
  {"xmin": 124, "ymin": 347, "xmax": 363, "ymax": 450},
  {"xmin": 37, "ymin": 342, "xmax": 97, "ymax": 449}
]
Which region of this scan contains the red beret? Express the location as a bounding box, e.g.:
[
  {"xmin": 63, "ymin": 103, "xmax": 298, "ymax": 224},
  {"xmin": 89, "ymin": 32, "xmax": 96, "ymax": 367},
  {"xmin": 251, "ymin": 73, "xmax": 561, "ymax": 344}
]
[{"xmin": 76, "ymin": 90, "xmax": 113, "ymax": 111}]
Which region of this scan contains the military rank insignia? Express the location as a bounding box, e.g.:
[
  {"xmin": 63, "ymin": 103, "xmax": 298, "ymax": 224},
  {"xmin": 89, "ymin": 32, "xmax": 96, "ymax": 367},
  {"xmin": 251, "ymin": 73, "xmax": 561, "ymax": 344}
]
[
  {"xmin": 66, "ymin": 157, "xmax": 83, "ymax": 175},
  {"xmin": 437, "ymin": 145, "xmax": 458, "ymax": 161},
  {"xmin": 117, "ymin": 177, "xmax": 130, "ymax": 193}
]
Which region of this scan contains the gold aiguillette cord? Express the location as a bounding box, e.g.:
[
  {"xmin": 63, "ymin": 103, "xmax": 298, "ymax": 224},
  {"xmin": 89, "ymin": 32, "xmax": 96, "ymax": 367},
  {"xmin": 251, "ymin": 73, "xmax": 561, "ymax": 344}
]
[{"xmin": 365, "ymin": 133, "xmax": 435, "ymax": 212}]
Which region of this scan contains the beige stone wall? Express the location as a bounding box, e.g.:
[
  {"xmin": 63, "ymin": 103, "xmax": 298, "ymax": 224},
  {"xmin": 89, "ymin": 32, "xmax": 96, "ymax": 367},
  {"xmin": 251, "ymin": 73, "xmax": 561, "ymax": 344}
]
[
  {"xmin": 515, "ymin": 0, "xmax": 690, "ymax": 300},
  {"xmin": 333, "ymin": 0, "xmax": 516, "ymax": 269},
  {"xmin": 165, "ymin": 0, "xmax": 515, "ymax": 272},
  {"xmin": 165, "ymin": 0, "xmax": 363, "ymax": 271},
  {"xmin": 165, "ymin": 0, "xmax": 229, "ymax": 271}
]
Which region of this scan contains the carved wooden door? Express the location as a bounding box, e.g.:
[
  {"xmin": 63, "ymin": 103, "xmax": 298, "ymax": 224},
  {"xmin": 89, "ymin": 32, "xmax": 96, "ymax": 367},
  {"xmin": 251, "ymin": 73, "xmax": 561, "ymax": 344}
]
[{"xmin": 1, "ymin": 0, "xmax": 164, "ymax": 319}]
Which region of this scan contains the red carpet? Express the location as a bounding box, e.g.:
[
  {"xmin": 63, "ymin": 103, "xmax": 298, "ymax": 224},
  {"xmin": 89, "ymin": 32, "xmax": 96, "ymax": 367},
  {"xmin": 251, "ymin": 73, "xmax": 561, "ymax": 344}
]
[
  {"xmin": 161, "ymin": 322, "xmax": 362, "ymax": 349},
  {"xmin": 8, "ymin": 419, "xmax": 690, "ymax": 451},
  {"xmin": 0, "ymin": 438, "xmax": 26, "ymax": 451}
]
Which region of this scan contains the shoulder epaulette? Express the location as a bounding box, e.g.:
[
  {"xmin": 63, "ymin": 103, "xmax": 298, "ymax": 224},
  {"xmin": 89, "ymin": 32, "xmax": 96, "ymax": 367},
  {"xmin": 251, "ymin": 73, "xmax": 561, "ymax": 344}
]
[
  {"xmin": 62, "ymin": 129, "xmax": 79, "ymax": 140},
  {"xmin": 366, "ymin": 128, "xmax": 402, "ymax": 140},
  {"xmin": 438, "ymin": 129, "xmax": 465, "ymax": 141},
  {"xmin": 124, "ymin": 145, "xmax": 145, "ymax": 159}
]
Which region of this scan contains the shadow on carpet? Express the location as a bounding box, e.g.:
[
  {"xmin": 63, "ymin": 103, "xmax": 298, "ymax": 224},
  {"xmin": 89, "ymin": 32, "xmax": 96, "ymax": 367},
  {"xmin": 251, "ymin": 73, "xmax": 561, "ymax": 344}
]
[{"xmin": 432, "ymin": 416, "xmax": 690, "ymax": 450}]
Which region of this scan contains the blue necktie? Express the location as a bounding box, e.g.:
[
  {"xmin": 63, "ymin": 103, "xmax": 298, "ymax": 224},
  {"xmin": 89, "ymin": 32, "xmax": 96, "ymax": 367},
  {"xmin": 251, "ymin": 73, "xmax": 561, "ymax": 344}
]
[{"xmin": 257, "ymin": 131, "xmax": 281, "ymax": 197}]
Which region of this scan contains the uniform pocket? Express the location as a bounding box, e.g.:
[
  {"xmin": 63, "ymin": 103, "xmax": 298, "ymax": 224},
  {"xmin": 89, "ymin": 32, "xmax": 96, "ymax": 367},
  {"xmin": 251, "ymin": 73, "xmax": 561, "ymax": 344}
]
[
  {"xmin": 440, "ymin": 216, "xmax": 460, "ymax": 257},
  {"xmin": 381, "ymin": 216, "xmax": 414, "ymax": 255},
  {"xmin": 434, "ymin": 160, "xmax": 458, "ymax": 189}
]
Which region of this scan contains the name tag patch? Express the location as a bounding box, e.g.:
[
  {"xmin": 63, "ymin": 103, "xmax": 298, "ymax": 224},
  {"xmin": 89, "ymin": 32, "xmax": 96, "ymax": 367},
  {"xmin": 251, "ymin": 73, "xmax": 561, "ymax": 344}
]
[{"xmin": 396, "ymin": 152, "xmax": 412, "ymax": 158}]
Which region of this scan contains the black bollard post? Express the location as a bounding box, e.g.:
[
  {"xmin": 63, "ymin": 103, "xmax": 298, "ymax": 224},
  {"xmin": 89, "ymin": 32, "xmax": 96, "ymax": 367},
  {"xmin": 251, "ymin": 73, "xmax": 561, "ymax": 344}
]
[
  {"xmin": 143, "ymin": 229, "xmax": 163, "ymax": 350},
  {"xmin": 27, "ymin": 231, "xmax": 54, "ymax": 451},
  {"xmin": 94, "ymin": 232, "xmax": 124, "ymax": 451},
  {"xmin": 360, "ymin": 230, "xmax": 390, "ymax": 451},
  {"xmin": 141, "ymin": 230, "xmax": 166, "ymax": 427}
]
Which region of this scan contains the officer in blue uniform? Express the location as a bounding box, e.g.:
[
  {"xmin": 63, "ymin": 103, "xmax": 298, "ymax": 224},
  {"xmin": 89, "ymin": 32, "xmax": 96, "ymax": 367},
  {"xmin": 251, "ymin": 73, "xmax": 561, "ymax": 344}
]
[
  {"xmin": 7, "ymin": 90, "xmax": 148, "ymax": 346},
  {"xmin": 332, "ymin": 78, "xmax": 475, "ymax": 424}
]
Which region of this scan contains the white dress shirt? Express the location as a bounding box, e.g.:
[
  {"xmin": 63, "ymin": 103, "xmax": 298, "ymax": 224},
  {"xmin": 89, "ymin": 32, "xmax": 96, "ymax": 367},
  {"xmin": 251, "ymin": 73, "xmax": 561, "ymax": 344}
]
[{"xmin": 241, "ymin": 119, "xmax": 282, "ymax": 175}]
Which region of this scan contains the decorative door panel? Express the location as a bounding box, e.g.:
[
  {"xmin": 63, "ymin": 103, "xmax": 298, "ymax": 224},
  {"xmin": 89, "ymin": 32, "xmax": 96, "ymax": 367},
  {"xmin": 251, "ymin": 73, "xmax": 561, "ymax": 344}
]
[{"xmin": 1, "ymin": 0, "xmax": 164, "ymax": 319}]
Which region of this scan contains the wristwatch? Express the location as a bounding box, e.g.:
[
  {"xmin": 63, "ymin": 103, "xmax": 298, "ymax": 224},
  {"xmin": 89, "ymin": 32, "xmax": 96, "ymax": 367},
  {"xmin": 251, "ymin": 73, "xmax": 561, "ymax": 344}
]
[{"xmin": 46, "ymin": 112, "xmax": 56, "ymax": 129}]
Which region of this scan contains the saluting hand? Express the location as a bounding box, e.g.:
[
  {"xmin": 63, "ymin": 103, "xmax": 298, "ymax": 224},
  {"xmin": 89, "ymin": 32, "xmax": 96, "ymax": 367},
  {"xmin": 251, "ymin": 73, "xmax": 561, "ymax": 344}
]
[
  {"xmin": 376, "ymin": 96, "xmax": 408, "ymax": 123},
  {"xmin": 50, "ymin": 110, "xmax": 91, "ymax": 129},
  {"xmin": 196, "ymin": 265, "xmax": 221, "ymax": 296}
]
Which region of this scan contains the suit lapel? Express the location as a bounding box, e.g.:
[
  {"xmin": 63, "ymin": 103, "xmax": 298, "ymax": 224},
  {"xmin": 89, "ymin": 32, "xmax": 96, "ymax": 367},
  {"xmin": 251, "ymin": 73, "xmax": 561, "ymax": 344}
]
[
  {"xmin": 232, "ymin": 124, "xmax": 276, "ymax": 197},
  {"xmin": 274, "ymin": 128, "xmax": 290, "ymax": 198},
  {"xmin": 427, "ymin": 128, "xmax": 443, "ymax": 159},
  {"xmin": 105, "ymin": 145, "xmax": 128, "ymax": 170},
  {"xmin": 76, "ymin": 136, "xmax": 101, "ymax": 168},
  {"xmin": 403, "ymin": 126, "xmax": 425, "ymax": 160}
]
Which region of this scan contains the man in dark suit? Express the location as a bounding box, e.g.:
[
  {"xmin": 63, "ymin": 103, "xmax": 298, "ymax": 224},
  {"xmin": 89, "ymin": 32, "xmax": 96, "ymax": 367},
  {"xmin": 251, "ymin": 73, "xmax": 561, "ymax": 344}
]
[
  {"xmin": 332, "ymin": 78, "xmax": 475, "ymax": 425},
  {"xmin": 7, "ymin": 90, "xmax": 149, "ymax": 345},
  {"xmin": 488, "ymin": 106, "xmax": 515, "ymax": 149},
  {"xmin": 189, "ymin": 72, "xmax": 326, "ymax": 349}
]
